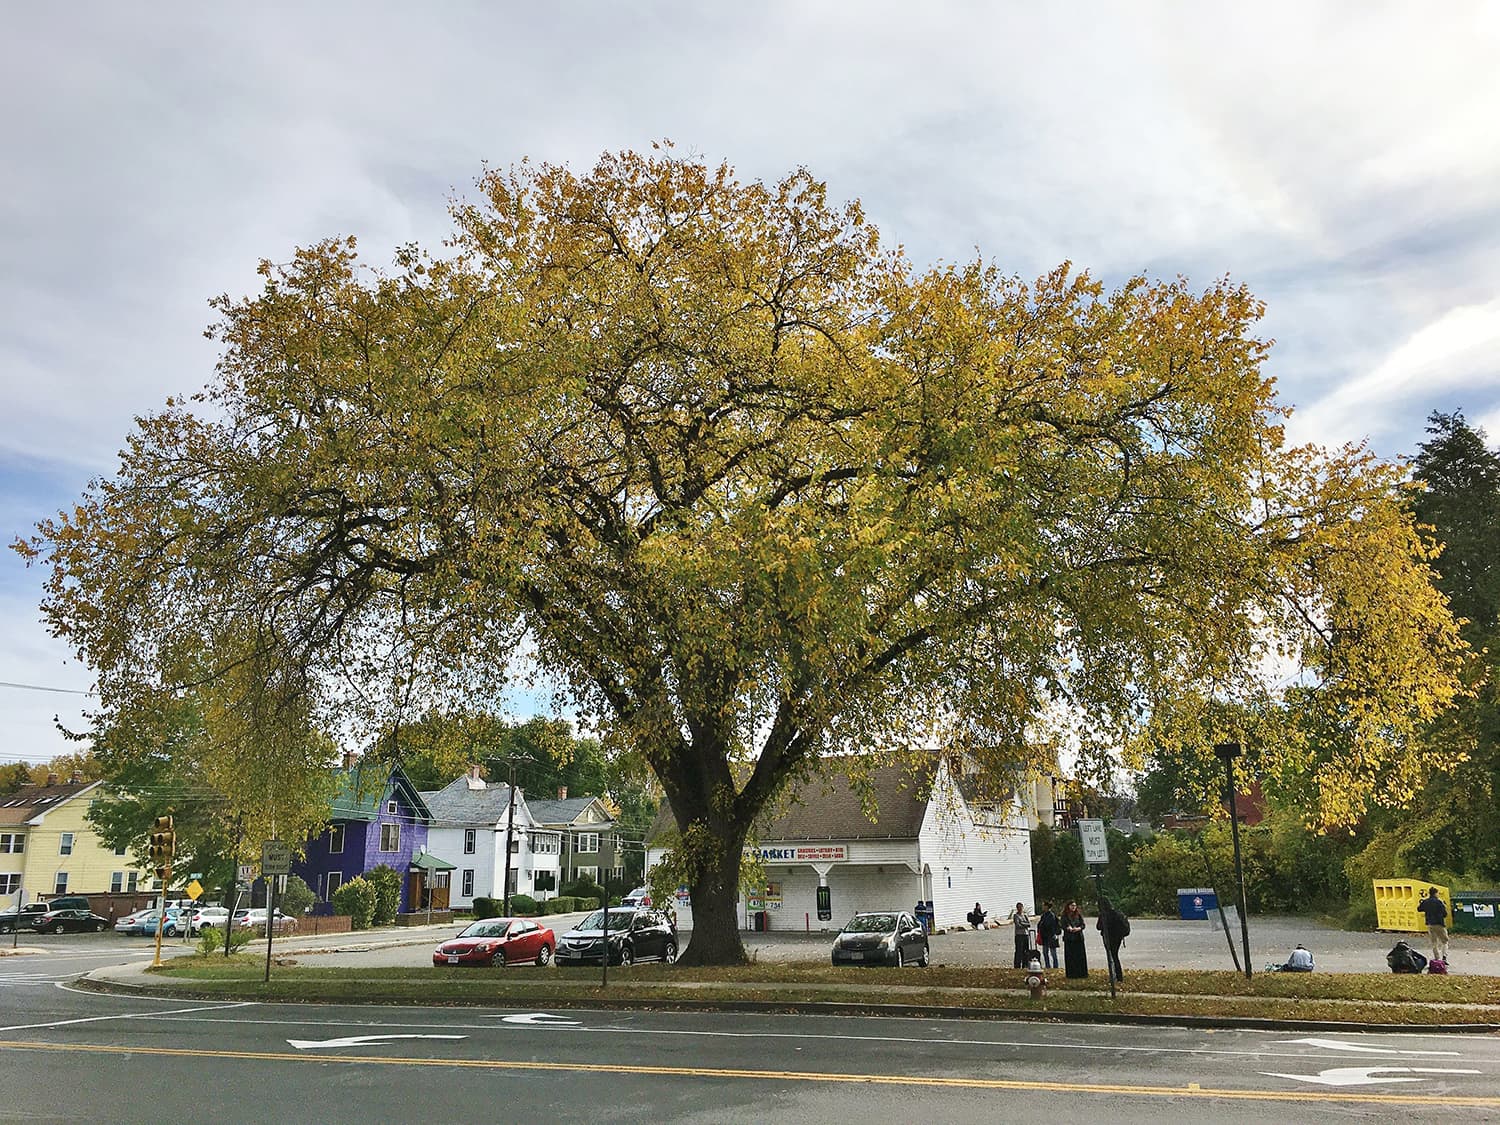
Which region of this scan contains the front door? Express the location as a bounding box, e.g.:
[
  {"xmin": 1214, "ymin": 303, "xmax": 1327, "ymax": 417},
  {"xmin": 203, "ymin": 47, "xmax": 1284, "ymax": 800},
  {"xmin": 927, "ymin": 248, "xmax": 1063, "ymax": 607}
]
[
  {"xmin": 407, "ymin": 871, "xmax": 426, "ymax": 911},
  {"xmin": 430, "ymin": 872, "xmax": 450, "ymax": 910}
]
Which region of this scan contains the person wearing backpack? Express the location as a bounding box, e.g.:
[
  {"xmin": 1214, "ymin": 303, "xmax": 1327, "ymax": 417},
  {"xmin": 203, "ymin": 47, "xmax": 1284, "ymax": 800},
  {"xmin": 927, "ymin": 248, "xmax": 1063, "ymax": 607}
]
[{"xmin": 1097, "ymin": 898, "xmax": 1128, "ymax": 982}]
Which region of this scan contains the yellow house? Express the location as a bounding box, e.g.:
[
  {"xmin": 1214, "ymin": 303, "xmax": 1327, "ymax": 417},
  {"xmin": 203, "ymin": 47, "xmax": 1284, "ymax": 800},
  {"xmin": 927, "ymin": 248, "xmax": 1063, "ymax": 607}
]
[{"xmin": 0, "ymin": 774, "xmax": 149, "ymax": 906}]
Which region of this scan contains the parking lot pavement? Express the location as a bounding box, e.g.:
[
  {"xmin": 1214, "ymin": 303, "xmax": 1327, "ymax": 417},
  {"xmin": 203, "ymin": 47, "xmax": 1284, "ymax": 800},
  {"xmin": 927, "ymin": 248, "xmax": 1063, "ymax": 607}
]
[{"xmin": 746, "ymin": 915, "xmax": 1500, "ymax": 974}]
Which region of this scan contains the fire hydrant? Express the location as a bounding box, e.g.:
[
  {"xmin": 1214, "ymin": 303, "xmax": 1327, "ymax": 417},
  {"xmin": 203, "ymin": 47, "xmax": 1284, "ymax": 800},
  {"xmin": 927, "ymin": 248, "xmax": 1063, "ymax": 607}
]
[{"xmin": 1025, "ymin": 954, "xmax": 1047, "ymax": 999}]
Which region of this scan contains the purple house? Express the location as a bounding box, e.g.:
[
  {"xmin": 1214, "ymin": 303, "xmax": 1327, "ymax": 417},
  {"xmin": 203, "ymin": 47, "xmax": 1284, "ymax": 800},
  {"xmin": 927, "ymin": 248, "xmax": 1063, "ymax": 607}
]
[{"xmin": 296, "ymin": 761, "xmax": 434, "ymax": 913}]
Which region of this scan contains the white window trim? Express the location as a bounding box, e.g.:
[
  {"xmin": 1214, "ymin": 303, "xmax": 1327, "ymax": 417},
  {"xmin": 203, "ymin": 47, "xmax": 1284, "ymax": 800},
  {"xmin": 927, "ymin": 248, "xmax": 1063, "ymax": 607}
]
[
  {"xmin": 59, "ymin": 832, "xmax": 75, "ymax": 856},
  {"xmin": 379, "ymin": 822, "xmax": 400, "ymax": 852},
  {"xmin": 329, "ymin": 823, "xmax": 345, "ymax": 855}
]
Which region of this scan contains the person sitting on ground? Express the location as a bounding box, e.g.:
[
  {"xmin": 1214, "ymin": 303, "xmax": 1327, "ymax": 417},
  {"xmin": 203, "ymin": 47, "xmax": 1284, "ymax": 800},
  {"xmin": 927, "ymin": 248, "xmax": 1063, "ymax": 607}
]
[
  {"xmin": 1278, "ymin": 944, "xmax": 1314, "ymax": 972},
  {"xmin": 966, "ymin": 902, "xmax": 987, "ymax": 929}
]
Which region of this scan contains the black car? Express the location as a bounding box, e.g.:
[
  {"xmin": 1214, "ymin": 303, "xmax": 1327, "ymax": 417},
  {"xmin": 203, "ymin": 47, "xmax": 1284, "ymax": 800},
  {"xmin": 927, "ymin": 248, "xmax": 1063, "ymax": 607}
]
[
  {"xmin": 556, "ymin": 907, "xmax": 678, "ymax": 966},
  {"xmin": 30, "ymin": 908, "xmax": 111, "ymax": 934},
  {"xmin": 831, "ymin": 910, "xmax": 929, "ymax": 967},
  {"xmin": 0, "ymin": 903, "xmax": 51, "ymax": 934}
]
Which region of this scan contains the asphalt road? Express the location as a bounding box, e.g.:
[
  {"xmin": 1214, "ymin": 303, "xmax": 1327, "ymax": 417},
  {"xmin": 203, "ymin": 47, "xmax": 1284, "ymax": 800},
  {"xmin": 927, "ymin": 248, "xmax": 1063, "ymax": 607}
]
[{"xmin": 2, "ymin": 977, "xmax": 1499, "ymax": 1123}]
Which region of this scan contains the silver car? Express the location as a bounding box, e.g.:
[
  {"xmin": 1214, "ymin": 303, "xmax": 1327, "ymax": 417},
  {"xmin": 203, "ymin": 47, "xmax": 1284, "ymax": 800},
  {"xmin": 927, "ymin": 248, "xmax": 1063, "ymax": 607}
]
[{"xmin": 831, "ymin": 910, "xmax": 929, "ymax": 967}]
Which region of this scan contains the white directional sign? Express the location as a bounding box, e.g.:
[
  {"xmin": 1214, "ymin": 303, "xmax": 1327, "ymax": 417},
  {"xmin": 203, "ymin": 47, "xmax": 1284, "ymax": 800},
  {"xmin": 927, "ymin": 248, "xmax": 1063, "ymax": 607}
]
[
  {"xmin": 287, "ymin": 1034, "xmax": 466, "ymax": 1049},
  {"xmin": 1280, "ymin": 1037, "xmax": 1459, "ymax": 1057},
  {"xmin": 1264, "ymin": 1066, "xmax": 1479, "ymax": 1088},
  {"xmin": 1077, "ymin": 818, "xmax": 1109, "ymax": 864},
  {"xmin": 498, "ymin": 1012, "xmax": 582, "ymax": 1026}
]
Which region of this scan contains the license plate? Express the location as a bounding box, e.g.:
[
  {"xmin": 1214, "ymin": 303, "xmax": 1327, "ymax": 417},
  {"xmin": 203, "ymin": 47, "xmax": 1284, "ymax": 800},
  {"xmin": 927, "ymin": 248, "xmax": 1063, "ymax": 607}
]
[
  {"xmin": 849, "ymin": 952, "xmax": 863, "ymax": 961},
  {"xmin": 447, "ymin": 955, "xmax": 459, "ymax": 964}
]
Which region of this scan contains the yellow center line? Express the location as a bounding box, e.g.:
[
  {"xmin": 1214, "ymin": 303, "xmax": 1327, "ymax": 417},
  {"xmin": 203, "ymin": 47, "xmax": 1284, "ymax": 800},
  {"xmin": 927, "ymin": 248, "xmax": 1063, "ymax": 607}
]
[{"xmin": 0, "ymin": 1040, "xmax": 1495, "ymax": 1108}]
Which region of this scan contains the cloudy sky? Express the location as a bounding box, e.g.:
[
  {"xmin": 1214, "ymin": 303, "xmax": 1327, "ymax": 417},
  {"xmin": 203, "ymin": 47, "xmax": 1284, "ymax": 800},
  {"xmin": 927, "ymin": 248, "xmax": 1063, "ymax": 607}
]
[{"xmin": 3, "ymin": 2, "xmax": 1498, "ymax": 766}]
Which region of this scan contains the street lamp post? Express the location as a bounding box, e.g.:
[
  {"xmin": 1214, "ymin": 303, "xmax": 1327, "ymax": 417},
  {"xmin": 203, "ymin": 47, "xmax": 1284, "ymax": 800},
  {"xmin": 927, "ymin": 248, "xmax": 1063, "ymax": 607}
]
[{"xmin": 1214, "ymin": 741, "xmax": 1253, "ymax": 979}]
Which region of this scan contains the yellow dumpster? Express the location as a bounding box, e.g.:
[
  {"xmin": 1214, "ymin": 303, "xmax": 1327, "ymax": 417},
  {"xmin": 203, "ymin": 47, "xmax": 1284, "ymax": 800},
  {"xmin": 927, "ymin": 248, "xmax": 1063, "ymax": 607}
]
[{"xmin": 1372, "ymin": 879, "xmax": 1450, "ymax": 932}]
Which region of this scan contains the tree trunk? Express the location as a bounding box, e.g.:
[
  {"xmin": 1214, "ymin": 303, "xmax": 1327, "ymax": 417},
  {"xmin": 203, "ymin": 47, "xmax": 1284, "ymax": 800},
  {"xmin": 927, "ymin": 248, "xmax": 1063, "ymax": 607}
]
[{"xmin": 678, "ymin": 829, "xmax": 749, "ymax": 966}]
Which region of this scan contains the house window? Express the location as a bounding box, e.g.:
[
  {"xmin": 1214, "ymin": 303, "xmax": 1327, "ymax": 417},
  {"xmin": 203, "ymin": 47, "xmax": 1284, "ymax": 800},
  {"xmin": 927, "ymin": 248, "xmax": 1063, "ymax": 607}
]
[
  {"xmin": 126, "ymin": 871, "xmax": 138, "ymax": 893},
  {"xmin": 0, "ymin": 833, "xmax": 22, "ymax": 854},
  {"xmin": 53, "ymin": 872, "xmax": 69, "ymax": 895},
  {"xmin": 329, "ymin": 823, "xmax": 345, "ymax": 854},
  {"xmin": 379, "ymin": 823, "xmax": 400, "ymax": 852},
  {"xmin": 461, "ymin": 869, "xmax": 474, "ymax": 897},
  {"xmin": 463, "ymin": 829, "xmax": 476, "ymax": 855},
  {"xmin": 115, "ymin": 844, "xmax": 127, "ymax": 856},
  {"xmin": 577, "ymin": 866, "xmax": 598, "ymax": 882},
  {"xmin": 533, "ymin": 833, "xmax": 559, "ymax": 855},
  {"xmin": 59, "ymin": 833, "xmax": 75, "ymax": 856},
  {"xmin": 386, "ymin": 800, "xmax": 398, "ymax": 815},
  {"xmin": 110, "ymin": 872, "xmax": 124, "ymax": 893},
  {"xmin": 327, "ymin": 872, "xmax": 342, "ymax": 897},
  {"xmin": 576, "ymin": 833, "xmax": 599, "ymax": 854},
  {"xmin": 611, "ymin": 865, "xmax": 624, "ymax": 880},
  {"xmin": 509, "ymin": 837, "xmax": 519, "ymax": 853},
  {"xmin": 0, "ymin": 874, "xmax": 19, "ymax": 895}
]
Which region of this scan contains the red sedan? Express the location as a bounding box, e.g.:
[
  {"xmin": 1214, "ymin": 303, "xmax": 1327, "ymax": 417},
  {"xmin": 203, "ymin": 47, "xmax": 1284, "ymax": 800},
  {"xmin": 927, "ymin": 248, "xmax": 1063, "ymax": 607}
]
[{"xmin": 433, "ymin": 917, "xmax": 555, "ymax": 967}]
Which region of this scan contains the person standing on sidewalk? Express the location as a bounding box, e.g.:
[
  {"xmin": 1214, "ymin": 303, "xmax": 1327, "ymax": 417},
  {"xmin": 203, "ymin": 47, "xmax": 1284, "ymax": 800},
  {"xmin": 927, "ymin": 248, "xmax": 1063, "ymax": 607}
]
[
  {"xmin": 1036, "ymin": 901, "xmax": 1061, "ymax": 969},
  {"xmin": 1011, "ymin": 901, "xmax": 1032, "ymax": 968},
  {"xmin": 1061, "ymin": 901, "xmax": 1089, "ymax": 977},
  {"xmin": 1097, "ymin": 898, "xmax": 1127, "ymax": 982},
  {"xmin": 1418, "ymin": 887, "xmax": 1449, "ymax": 963}
]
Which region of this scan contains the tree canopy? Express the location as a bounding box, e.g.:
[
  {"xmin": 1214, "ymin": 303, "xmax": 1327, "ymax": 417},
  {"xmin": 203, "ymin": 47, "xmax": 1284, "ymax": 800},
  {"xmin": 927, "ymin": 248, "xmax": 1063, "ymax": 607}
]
[{"xmin": 17, "ymin": 146, "xmax": 1468, "ymax": 962}]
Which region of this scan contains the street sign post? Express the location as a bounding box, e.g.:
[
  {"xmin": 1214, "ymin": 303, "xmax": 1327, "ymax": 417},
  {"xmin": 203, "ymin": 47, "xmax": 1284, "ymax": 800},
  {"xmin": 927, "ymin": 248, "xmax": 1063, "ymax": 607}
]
[
  {"xmin": 1077, "ymin": 819, "xmax": 1109, "ymax": 864},
  {"xmin": 261, "ymin": 840, "xmax": 291, "ymax": 876},
  {"xmin": 238, "ymin": 864, "xmax": 255, "ymax": 883}
]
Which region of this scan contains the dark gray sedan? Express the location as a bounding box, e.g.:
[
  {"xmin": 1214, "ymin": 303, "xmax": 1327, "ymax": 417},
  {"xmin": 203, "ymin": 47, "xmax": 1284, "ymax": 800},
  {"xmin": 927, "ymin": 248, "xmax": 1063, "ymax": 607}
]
[{"xmin": 831, "ymin": 910, "xmax": 929, "ymax": 967}]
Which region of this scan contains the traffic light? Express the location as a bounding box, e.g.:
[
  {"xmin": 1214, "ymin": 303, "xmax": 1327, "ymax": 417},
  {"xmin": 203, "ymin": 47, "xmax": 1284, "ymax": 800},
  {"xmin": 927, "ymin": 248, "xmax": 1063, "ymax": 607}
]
[{"xmin": 148, "ymin": 815, "xmax": 175, "ymax": 872}]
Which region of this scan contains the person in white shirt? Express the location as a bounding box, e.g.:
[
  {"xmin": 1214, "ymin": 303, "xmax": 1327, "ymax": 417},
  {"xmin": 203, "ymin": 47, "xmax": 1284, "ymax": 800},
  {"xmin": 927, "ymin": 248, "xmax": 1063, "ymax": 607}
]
[{"xmin": 1280, "ymin": 944, "xmax": 1314, "ymax": 972}]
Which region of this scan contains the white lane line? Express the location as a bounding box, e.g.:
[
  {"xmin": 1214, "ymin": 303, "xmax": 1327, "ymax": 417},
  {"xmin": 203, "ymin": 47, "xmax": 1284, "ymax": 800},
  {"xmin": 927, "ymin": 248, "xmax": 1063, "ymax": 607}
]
[
  {"xmin": 0, "ymin": 1002, "xmax": 254, "ymax": 1033},
  {"xmin": 106, "ymin": 1011, "xmax": 1496, "ymax": 1066}
]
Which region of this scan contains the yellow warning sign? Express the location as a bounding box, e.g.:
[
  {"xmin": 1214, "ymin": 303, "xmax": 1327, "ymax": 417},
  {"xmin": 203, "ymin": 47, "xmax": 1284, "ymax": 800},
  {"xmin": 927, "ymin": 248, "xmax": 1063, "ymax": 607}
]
[{"xmin": 185, "ymin": 880, "xmax": 204, "ymax": 901}]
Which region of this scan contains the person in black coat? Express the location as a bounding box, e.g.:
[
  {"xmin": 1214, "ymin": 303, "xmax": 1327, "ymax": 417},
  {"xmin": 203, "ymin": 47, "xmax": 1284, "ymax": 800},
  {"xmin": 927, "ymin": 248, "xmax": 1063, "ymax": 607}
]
[
  {"xmin": 1097, "ymin": 898, "xmax": 1127, "ymax": 982},
  {"xmin": 966, "ymin": 902, "xmax": 987, "ymax": 929},
  {"xmin": 1061, "ymin": 901, "xmax": 1088, "ymax": 978},
  {"xmin": 1036, "ymin": 901, "xmax": 1061, "ymax": 969}
]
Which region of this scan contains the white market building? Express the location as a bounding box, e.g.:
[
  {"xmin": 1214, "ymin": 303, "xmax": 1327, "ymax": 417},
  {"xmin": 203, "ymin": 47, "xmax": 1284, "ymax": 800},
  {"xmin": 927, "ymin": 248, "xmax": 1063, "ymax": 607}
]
[{"xmin": 645, "ymin": 758, "xmax": 1033, "ymax": 932}]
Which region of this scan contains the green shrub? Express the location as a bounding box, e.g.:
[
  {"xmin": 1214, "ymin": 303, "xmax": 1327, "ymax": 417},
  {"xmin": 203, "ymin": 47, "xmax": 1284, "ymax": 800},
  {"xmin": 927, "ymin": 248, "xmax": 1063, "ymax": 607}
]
[
  {"xmin": 542, "ymin": 896, "xmax": 576, "ymax": 915},
  {"xmin": 367, "ymin": 865, "xmax": 402, "ymax": 925},
  {"xmin": 196, "ymin": 925, "xmax": 256, "ymax": 955},
  {"xmin": 560, "ymin": 877, "xmax": 603, "ymax": 901},
  {"xmin": 508, "ymin": 893, "xmax": 538, "ymax": 916},
  {"xmin": 333, "ymin": 876, "xmax": 377, "ymax": 930},
  {"xmin": 279, "ymin": 874, "xmax": 316, "ymax": 917},
  {"xmin": 472, "ymin": 896, "xmax": 501, "ymax": 919}
]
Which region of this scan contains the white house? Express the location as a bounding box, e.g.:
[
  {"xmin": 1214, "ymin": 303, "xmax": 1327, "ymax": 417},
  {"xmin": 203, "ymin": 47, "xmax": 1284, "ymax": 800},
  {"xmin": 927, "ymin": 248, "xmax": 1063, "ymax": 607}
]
[
  {"xmin": 421, "ymin": 768, "xmax": 562, "ymax": 907},
  {"xmin": 645, "ymin": 757, "xmax": 1033, "ymax": 932}
]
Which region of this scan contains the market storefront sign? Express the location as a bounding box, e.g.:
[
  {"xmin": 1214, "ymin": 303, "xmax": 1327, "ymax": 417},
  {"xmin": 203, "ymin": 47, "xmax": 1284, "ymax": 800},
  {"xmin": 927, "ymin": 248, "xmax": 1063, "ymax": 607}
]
[{"xmin": 747, "ymin": 844, "xmax": 847, "ymax": 863}]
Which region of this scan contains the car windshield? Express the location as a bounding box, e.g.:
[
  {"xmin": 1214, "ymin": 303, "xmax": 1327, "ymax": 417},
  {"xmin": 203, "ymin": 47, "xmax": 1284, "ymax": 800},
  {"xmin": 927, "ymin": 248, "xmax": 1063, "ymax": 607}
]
[
  {"xmin": 460, "ymin": 921, "xmax": 509, "ymax": 938},
  {"xmin": 843, "ymin": 913, "xmax": 897, "ymax": 933},
  {"xmin": 577, "ymin": 909, "xmax": 632, "ymax": 931}
]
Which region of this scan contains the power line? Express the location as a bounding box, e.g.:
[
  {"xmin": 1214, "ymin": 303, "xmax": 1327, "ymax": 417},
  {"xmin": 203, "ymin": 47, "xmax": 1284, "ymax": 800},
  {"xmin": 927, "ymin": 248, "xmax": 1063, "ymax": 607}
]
[{"xmin": 0, "ymin": 680, "xmax": 94, "ymax": 696}]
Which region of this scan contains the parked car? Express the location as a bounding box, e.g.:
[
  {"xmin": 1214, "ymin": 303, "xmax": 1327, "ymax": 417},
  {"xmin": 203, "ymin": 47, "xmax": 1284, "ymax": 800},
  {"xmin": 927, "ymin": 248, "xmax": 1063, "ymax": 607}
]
[
  {"xmin": 831, "ymin": 910, "xmax": 929, "ymax": 967},
  {"xmin": 114, "ymin": 908, "xmax": 187, "ymax": 937},
  {"xmin": 30, "ymin": 908, "xmax": 111, "ymax": 934},
  {"xmin": 0, "ymin": 903, "xmax": 51, "ymax": 934},
  {"xmin": 433, "ymin": 917, "xmax": 556, "ymax": 967},
  {"xmin": 232, "ymin": 908, "xmax": 296, "ymax": 934},
  {"xmin": 620, "ymin": 887, "xmax": 652, "ymax": 907},
  {"xmin": 555, "ymin": 907, "xmax": 677, "ymax": 966},
  {"xmin": 190, "ymin": 906, "xmax": 230, "ymax": 931}
]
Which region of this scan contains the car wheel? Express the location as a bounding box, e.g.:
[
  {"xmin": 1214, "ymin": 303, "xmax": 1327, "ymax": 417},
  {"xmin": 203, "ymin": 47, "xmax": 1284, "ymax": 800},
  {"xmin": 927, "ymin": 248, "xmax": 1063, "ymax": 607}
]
[
  {"xmin": 94, "ymin": 921, "xmax": 106, "ymax": 933},
  {"xmin": 918, "ymin": 942, "xmax": 930, "ymax": 968},
  {"xmin": 618, "ymin": 944, "xmax": 634, "ymax": 967},
  {"xmin": 50, "ymin": 923, "xmax": 66, "ymax": 935},
  {"xmin": 661, "ymin": 940, "xmax": 677, "ymax": 965},
  {"xmin": 894, "ymin": 946, "xmax": 905, "ymax": 968},
  {"xmin": 536, "ymin": 944, "xmax": 552, "ymax": 967}
]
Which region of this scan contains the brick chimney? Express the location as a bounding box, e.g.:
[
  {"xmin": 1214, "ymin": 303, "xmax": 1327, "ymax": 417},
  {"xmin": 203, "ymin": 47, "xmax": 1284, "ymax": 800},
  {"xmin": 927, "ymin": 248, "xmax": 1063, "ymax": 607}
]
[
  {"xmin": 45, "ymin": 772, "xmax": 58, "ymax": 786},
  {"xmin": 341, "ymin": 750, "xmax": 357, "ymax": 769},
  {"xmin": 465, "ymin": 764, "xmax": 486, "ymax": 790},
  {"xmin": 557, "ymin": 786, "xmax": 567, "ymax": 800}
]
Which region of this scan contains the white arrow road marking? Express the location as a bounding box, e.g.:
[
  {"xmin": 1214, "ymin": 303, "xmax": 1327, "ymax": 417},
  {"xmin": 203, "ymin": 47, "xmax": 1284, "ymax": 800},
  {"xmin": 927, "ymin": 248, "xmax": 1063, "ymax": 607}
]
[
  {"xmin": 1280, "ymin": 1036, "xmax": 1460, "ymax": 1057},
  {"xmin": 1263, "ymin": 1066, "xmax": 1481, "ymax": 1088},
  {"xmin": 498, "ymin": 1012, "xmax": 581, "ymax": 1026},
  {"xmin": 286, "ymin": 1034, "xmax": 466, "ymax": 1049}
]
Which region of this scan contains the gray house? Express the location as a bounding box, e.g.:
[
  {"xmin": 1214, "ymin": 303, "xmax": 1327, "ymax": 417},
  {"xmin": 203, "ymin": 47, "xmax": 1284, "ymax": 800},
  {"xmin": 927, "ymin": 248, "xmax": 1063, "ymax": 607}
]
[{"xmin": 526, "ymin": 789, "xmax": 621, "ymax": 887}]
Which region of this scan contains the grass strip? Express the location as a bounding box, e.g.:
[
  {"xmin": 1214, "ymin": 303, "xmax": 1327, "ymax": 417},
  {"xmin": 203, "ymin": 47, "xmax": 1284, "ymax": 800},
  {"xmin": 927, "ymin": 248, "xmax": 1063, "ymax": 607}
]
[{"xmin": 147, "ymin": 958, "xmax": 1500, "ymax": 1024}]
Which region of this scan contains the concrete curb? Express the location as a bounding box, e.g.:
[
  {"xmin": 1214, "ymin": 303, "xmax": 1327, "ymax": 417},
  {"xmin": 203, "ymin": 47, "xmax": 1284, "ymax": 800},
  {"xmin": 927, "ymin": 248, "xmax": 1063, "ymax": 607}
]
[{"xmin": 73, "ymin": 970, "xmax": 1500, "ymax": 1034}]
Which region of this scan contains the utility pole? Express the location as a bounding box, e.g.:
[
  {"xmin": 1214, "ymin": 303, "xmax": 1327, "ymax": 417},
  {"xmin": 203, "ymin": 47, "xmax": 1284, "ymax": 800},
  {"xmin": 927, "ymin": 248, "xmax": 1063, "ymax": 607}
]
[
  {"xmin": 1214, "ymin": 741, "xmax": 1253, "ymax": 980},
  {"xmin": 490, "ymin": 754, "xmax": 534, "ymax": 915}
]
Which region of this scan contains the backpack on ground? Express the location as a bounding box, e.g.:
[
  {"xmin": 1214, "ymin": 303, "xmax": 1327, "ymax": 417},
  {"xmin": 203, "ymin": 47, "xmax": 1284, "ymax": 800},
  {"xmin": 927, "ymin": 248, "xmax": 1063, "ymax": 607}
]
[
  {"xmin": 1387, "ymin": 940, "xmax": 1426, "ymax": 974},
  {"xmin": 1428, "ymin": 958, "xmax": 1449, "ymax": 975}
]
